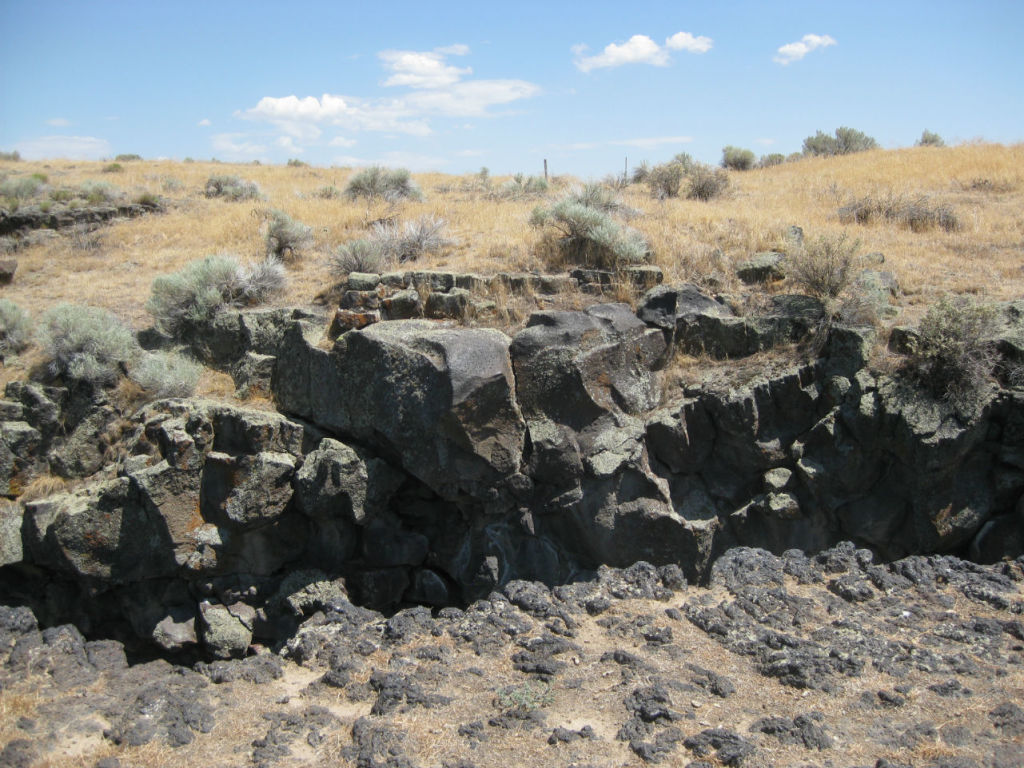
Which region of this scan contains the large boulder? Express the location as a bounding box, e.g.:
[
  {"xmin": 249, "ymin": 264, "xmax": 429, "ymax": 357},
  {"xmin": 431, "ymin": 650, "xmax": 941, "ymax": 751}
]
[{"xmin": 278, "ymin": 320, "xmax": 527, "ymax": 509}]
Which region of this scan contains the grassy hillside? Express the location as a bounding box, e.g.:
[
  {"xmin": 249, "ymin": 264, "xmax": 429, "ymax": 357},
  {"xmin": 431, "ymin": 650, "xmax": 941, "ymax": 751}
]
[{"xmin": 1, "ymin": 142, "xmax": 1022, "ymax": 336}]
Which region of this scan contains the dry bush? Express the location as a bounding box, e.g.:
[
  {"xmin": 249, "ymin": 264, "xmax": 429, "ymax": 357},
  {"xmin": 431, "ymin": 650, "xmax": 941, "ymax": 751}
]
[
  {"xmin": 344, "ymin": 166, "xmax": 423, "ymax": 202},
  {"xmin": 839, "ymin": 193, "xmax": 960, "ymax": 232},
  {"xmin": 263, "ymin": 208, "xmax": 313, "ymax": 261},
  {"xmin": 906, "ymin": 294, "xmax": 1000, "ymax": 409},
  {"xmin": 787, "ymin": 232, "xmax": 862, "ymax": 299}
]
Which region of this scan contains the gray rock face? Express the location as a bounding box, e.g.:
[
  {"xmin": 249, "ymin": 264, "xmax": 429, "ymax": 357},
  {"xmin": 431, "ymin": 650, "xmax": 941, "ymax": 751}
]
[
  {"xmin": 281, "ymin": 320, "xmax": 527, "ymax": 508},
  {"xmin": 5, "ymin": 288, "xmax": 1024, "ymax": 657}
]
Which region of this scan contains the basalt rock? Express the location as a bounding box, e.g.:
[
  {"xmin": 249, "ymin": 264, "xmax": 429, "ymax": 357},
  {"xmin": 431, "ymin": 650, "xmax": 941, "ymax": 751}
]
[{"xmin": 2, "ymin": 288, "xmax": 1024, "ymax": 657}]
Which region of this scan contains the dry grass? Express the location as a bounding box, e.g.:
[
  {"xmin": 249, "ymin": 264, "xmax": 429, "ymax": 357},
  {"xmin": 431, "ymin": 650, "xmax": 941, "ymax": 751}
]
[{"xmin": 1, "ymin": 143, "xmax": 1022, "ymax": 338}]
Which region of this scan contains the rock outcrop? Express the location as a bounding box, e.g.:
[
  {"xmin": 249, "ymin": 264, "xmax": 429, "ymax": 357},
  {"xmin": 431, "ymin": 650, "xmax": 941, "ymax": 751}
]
[{"xmin": 2, "ymin": 283, "xmax": 1023, "ymax": 659}]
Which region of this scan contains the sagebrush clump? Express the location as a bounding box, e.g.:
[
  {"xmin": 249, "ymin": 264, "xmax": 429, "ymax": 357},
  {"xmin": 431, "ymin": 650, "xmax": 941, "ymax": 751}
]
[
  {"xmin": 205, "ymin": 175, "xmax": 263, "ymax": 201},
  {"xmin": 147, "ymin": 254, "xmax": 286, "ymax": 337},
  {"xmin": 786, "ymin": 232, "xmax": 863, "ymax": 299},
  {"xmin": 129, "ymin": 350, "xmax": 202, "ymax": 399},
  {"xmin": 839, "ymin": 193, "xmax": 959, "ymax": 232},
  {"xmin": 37, "ymin": 303, "xmax": 139, "ymax": 386},
  {"xmin": 328, "ymin": 239, "xmax": 384, "ymax": 277},
  {"xmin": 803, "ymin": 127, "xmax": 879, "ymax": 157},
  {"xmin": 264, "ymin": 209, "xmax": 313, "ymax": 261},
  {"xmin": 0, "ymin": 299, "xmax": 32, "ymax": 357},
  {"xmin": 344, "ymin": 166, "xmax": 423, "ymax": 202},
  {"xmin": 907, "ymin": 295, "xmax": 999, "ymax": 410},
  {"xmin": 530, "ymin": 185, "xmax": 648, "ymax": 270},
  {"xmin": 722, "ymin": 146, "xmax": 756, "ymax": 170}
]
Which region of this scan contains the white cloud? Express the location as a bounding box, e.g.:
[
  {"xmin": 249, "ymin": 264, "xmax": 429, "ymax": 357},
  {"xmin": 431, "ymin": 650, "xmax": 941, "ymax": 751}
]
[
  {"xmin": 379, "ymin": 49, "xmax": 471, "ymax": 89},
  {"xmin": 774, "ymin": 33, "xmax": 836, "ymax": 65},
  {"xmin": 329, "ymin": 136, "xmax": 357, "ymax": 148},
  {"xmin": 239, "ymin": 93, "xmax": 431, "ymax": 136},
  {"xmin": 276, "ymin": 136, "xmax": 302, "ymax": 153},
  {"xmin": 46, "ymin": 117, "xmax": 71, "ymax": 127},
  {"xmin": 239, "ymin": 48, "xmax": 538, "ymax": 139},
  {"xmin": 665, "ymin": 32, "xmax": 713, "ymax": 54},
  {"xmin": 754, "ymin": 137, "xmax": 776, "ymax": 146},
  {"xmin": 456, "ymin": 148, "xmax": 484, "ymax": 157},
  {"xmin": 15, "ymin": 135, "xmax": 110, "ymax": 160},
  {"xmin": 575, "ymin": 35, "xmax": 668, "ymax": 72},
  {"xmin": 198, "ymin": 118, "xmax": 211, "ymax": 127},
  {"xmin": 211, "ymin": 133, "xmax": 267, "ymax": 157},
  {"xmin": 575, "ymin": 31, "xmax": 711, "ymax": 72}
]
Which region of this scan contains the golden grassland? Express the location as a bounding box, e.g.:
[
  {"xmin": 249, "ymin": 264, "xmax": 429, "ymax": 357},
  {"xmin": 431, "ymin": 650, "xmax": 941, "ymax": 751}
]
[{"xmin": 1, "ymin": 142, "xmax": 1022, "ymax": 335}]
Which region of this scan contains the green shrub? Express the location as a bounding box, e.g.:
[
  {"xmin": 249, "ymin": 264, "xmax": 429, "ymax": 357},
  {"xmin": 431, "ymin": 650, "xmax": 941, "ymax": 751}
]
[
  {"xmin": 102, "ymin": 163, "xmax": 123, "ymax": 173},
  {"xmin": 204, "ymin": 174, "xmax": 263, "ymax": 201},
  {"xmin": 344, "ymin": 166, "xmax": 423, "ymax": 202},
  {"xmin": 148, "ymin": 255, "xmax": 239, "ymax": 336},
  {"xmin": 49, "ymin": 187, "xmax": 75, "ymax": 202},
  {"xmin": 264, "ymin": 209, "xmax": 313, "ymax": 261},
  {"xmin": 686, "ymin": 163, "xmax": 730, "ymax": 201},
  {"xmin": 328, "ymin": 239, "xmax": 384, "ymax": 277},
  {"xmin": 78, "ymin": 180, "xmax": 121, "ymax": 204},
  {"xmin": 129, "ymin": 350, "xmax": 202, "ymax": 398},
  {"xmin": 758, "ymin": 153, "xmax": 786, "ymax": 168},
  {"xmin": 722, "ymin": 146, "xmax": 756, "ymax": 170},
  {"xmin": 496, "ymin": 681, "xmax": 554, "ymax": 714},
  {"xmin": 0, "ymin": 175, "xmax": 43, "ymax": 201},
  {"xmin": 0, "ymin": 151, "xmax": 21, "ymax": 161},
  {"xmin": 115, "ymin": 153, "xmax": 142, "ymax": 162},
  {"xmin": 916, "ymin": 130, "xmax": 945, "ymax": 148},
  {"xmin": 907, "ymin": 295, "xmax": 999, "ymax": 409},
  {"xmin": 37, "ymin": 303, "xmax": 139, "ymax": 386},
  {"xmin": 494, "ymin": 173, "xmax": 548, "ymax": 200},
  {"xmin": 161, "ymin": 176, "xmax": 183, "ymax": 193},
  {"xmin": 133, "ymin": 191, "xmax": 163, "ymax": 209},
  {"xmin": 314, "ymin": 185, "xmax": 341, "ymax": 199},
  {"xmin": 786, "ymin": 233, "xmax": 862, "ymax": 299},
  {"xmin": 802, "ymin": 126, "xmax": 879, "ymax": 157},
  {"xmin": 630, "ymin": 161, "xmax": 650, "ymax": 184},
  {"xmin": 147, "ymin": 255, "xmax": 284, "ymax": 338},
  {"xmin": 0, "ymin": 299, "xmax": 32, "ymax": 357},
  {"xmin": 286, "ymin": 158, "xmax": 307, "ymax": 167},
  {"xmin": 565, "ymin": 182, "xmax": 635, "ymax": 217},
  {"xmin": 646, "ymin": 162, "xmax": 686, "ymax": 199},
  {"xmin": 530, "ymin": 197, "xmax": 648, "ymax": 270}
]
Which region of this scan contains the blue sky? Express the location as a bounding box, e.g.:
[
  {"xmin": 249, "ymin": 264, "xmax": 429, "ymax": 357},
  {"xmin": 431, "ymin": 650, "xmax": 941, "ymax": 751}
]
[{"xmin": 1, "ymin": 1, "xmax": 1021, "ymax": 176}]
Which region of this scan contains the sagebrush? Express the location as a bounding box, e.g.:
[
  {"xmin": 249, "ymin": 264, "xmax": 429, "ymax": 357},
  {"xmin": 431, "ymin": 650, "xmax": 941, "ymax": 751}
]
[
  {"xmin": 147, "ymin": 254, "xmax": 286, "ymax": 337},
  {"xmin": 530, "ymin": 186, "xmax": 648, "ymax": 270},
  {"xmin": 37, "ymin": 303, "xmax": 139, "ymax": 386},
  {"xmin": 344, "ymin": 166, "xmax": 423, "ymax": 202},
  {"xmin": 0, "ymin": 299, "xmax": 32, "ymax": 356},
  {"xmin": 129, "ymin": 350, "xmax": 202, "ymax": 399},
  {"xmin": 264, "ymin": 209, "xmax": 313, "ymax": 261},
  {"xmin": 205, "ymin": 175, "xmax": 262, "ymax": 201},
  {"xmin": 907, "ymin": 295, "xmax": 1000, "ymax": 410}
]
